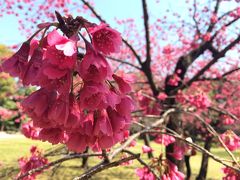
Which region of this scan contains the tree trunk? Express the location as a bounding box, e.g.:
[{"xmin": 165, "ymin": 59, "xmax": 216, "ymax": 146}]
[
  {"xmin": 196, "ymin": 136, "xmax": 213, "ymax": 180},
  {"xmin": 166, "ymin": 110, "xmax": 184, "ymax": 171}
]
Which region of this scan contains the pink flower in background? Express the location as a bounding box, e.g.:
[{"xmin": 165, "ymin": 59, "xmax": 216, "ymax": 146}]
[
  {"xmin": 120, "ymin": 154, "xmax": 133, "ymax": 166},
  {"xmin": 222, "ymin": 115, "xmax": 234, "ymax": 125},
  {"xmin": 142, "ymin": 145, "xmax": 153, "ymax": 154},
  {"xmin": 154, "ymin": 134, "xmax": 175, "ymax": 146},
  {"xmin": 161, "ymin": 161, "xmax": 185, "ymax": 180},
  {"xmin": 17, "ymin": 146, "xmax": 48, "ymax": 180},
  {"xmin": 89, "ymin": 23, "xmax": 122, "ymax": 55},
  {"xmin": 168, "ymin": 144, "xmax": 185, "ymax": 160},
  {"xmin": 136, "ymin": 167, "xmax": 155, "ymax": 180},
  {"xmin": 167, "ymin": 74, "xmax": 180, "ymax": 86},
  {"xmin": 220, "ymin": 130, "xmax": 240, "ymax": 151},
  {"xmin": 162, "ymin": 44, "xmax": 173, "ymax": 54},
  {"xmin": 2, "ymin": 42, "xmax": 30, "ymax": 78},
  {"xmin": 157, "ymin": 92, "xmax": 167, "ymax": 101},
  {"xmin": 222, "ymin": 166, "xmax": 240, "ymax": 180},
  {"xmin": 188, "ymin": 93, "xmax": 211, "ymax": 109}
]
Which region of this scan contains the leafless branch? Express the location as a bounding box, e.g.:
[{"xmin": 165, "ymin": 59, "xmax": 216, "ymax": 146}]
[
  {"xmin": 16, "ymin": 153, "xmax": 102, "ymax": 180},
  {"xmin": 73, "ymin": 153, "xmax": 140, "ymax": 180}
]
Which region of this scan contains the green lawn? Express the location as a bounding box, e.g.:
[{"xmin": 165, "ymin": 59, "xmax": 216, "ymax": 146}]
[{"xmin": 0, "ymin": 135, "xmax": 237, "ymax": 180}]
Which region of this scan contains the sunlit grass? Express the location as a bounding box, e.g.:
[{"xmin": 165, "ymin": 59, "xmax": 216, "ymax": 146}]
[{"xmin": 0, "ymin": 135, "xmax": 238, "ymax": 180}]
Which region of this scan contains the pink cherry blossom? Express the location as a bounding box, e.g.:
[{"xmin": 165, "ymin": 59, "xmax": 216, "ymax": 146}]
[
  {"xmin": 142, "ymin": 145, "xmax": 153, "ymax": 153},
  {"xmin": 188, "ymin": 93, "xmax": 211, "ymax": 109},
  {"xmin": 222, "ymin": 166, "xmax": 240, "ymax": 180},
  {"xmin": 154, "ymin": 134, "xmax": 175, "ymax": 146},
  {"xmin": 17, "ymin": 146, "xmax": 48, "ymax": 180},
  {"xmin": 39, "ymin": 128, "xmax": 66, "ymax": 144},
  {"xmin": 161, "ymin": 161, "xmax": 185, "ymax": 180},
  {"xmin": 89, "ymin": 23, "xmax": 122, "ymax": 55},
  {"xmin": 220, "ymin": 130, "xmax": 240, "ymax": 151},
  {"xmin": 78, "ymin": 44, "xmax": 112, "ymax": 82},
  {"xmin": 157, "ymin": 92, "xmax": 168, "ymax": 101},
  {"xmin": 1, "ymin": 42, "xmax": 30, "ymax": 78},
  {"xmin": 135, "ymin": 167, "xmax": 156, "ymax": 180},
  {"xmin": 113, "ymin": 74, "xmax": 131, "ymax": 94}
]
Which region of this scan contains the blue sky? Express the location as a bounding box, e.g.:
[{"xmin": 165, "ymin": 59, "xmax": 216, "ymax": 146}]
[
  {"xmin": 0, "ymin": 0, "xmax": 237, "ymax": 46},
  {"xmin": 0, "ymin": 0, "xmax": 186, "ymax": 46}
]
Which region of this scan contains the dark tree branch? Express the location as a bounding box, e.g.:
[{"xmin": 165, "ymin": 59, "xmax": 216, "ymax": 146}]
[
  {"xmin": 193, "ymin": 0, "xmax": 201, "ymax": 35},
  {"xmin": 197, "ymin": 67, "xmax": 240, "ymax": 81},
  {"xmin": 183, "ymin": 34, "xmax": 240, "ymax": 88},
  {"xmin": 142, "ymin": 0, "xmax": 151, "ymax": 65},
  {"xmin": 206, "ymin": 0, "xmax": 221, "ymax": 33},
  {"xmin": 73, "ymin": 154, "xmax": 140, "ymax": 180},
  {"xmin": 16, "ymin": 153, "xmax": 102, "ymax": 180},
  {"xmin": 123, "ymin": 150, "xmax": 160, "ymax": 179}
]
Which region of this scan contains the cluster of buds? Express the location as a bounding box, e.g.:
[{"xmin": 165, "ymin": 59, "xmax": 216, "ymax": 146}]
[{"xmin": 1, "ymin": 12, "xmax": 134, "ymax": 152}]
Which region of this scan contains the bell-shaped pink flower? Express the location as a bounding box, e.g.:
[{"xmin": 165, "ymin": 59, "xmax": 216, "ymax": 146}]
[
  {"xmin": 21, "ymin": 88, "xmax": 57, "ymax": 128},
  {"xmin": 113, "ymin": 74, "xmax": 131, "ymax": 94},
  {"xmin": 66, "ymin": 133, "xmax": 89, "ymax": 153},
  {"xmin": 38, "ymin": 128, "xmax": 65, "ymax": 144},
  {"xmin": 22, "ymin": 47, "xmax": 43, "ymax": 86},
  {"xmin": 89, "ymin": 23, "xmax": 122, "ymax": 55},
  {"xmin": 2, "ymin": 42, "xmax": 30, "ymax": 78},
  {"xmin": 78, "ymin": 81, "xmax": 109, "ymax": 110},
  {"xmin": 78, "ymin": 44, "xmax": 112, "ymax": 82}
]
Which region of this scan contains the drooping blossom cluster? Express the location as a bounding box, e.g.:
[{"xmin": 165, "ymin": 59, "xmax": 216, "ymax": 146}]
[
  {"xmin": 1, "ymin": 15, "xmax": 134, "ymax": 153},
  {"xmin": 17, "ymin": 146, "xmax": 48, "ymax": 180},
  {"xmin": 220, "ymin": 130, "xmax": 240, "ymax": 151}
]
